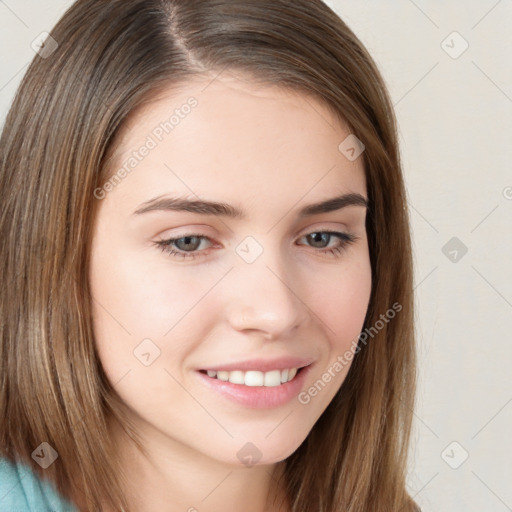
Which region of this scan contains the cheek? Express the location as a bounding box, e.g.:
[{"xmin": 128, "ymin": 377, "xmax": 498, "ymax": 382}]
[
  {"xmin": 289, "ymin": 255, "xmax": 372, "ymax": 418},
  {"xmin": 88, "ymin": 254, "xmax": 205, "ymax": 419},
  {"xmin": 89, "ymin": 234, "xmax": 185, "ymax": 332},
  {"xmin": 332, "ymin": 272, "xmax": 371, "ymax": 348},
  {"xmin": 305, "ymin": 255, "xmax": 372, "ymax": 348},
  {"xmin": 88, "ymin": 242, "xmax": 222, "ymax": 377}
]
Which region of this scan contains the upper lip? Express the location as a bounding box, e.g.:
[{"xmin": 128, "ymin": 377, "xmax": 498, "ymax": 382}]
[{"xmin": 199, "ymin": 356, "xmax": 315, "ymax": 373}]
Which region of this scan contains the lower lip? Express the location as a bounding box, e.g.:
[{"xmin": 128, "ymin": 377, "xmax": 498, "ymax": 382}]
[{"xmin": 195, "ymin": 365, "xmax": 313, "ymax": 409}]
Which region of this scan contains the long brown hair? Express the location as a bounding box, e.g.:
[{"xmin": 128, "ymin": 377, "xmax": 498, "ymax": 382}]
[{"xmin": 0, "ymin": 1, "xmax": 418, "ymax": 510}]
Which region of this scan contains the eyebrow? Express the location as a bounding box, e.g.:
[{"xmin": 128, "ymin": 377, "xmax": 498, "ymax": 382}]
[{"xmin": 133, "ymin": 192, "xmax": 368, "ymax": 218}]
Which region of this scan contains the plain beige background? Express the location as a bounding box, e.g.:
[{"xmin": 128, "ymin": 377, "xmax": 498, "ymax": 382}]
[{"xmin": 1, "ymin": 1, "xmax": 511, "ymax": 511}]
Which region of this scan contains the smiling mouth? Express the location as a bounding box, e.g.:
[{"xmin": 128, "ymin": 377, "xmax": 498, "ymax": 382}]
[{"xmin": 198, "ymin": 367, "xmax": 305, "ymax": 387}]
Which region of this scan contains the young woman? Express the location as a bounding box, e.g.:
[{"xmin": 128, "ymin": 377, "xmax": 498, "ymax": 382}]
[{"xmin": 0, "ymin": 0, "xmax": 419, "ymax": 510}]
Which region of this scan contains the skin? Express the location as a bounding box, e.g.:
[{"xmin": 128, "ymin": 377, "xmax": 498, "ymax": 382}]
[{"xmin": 88, "ymin": 71, "xmax": 372, "ymax": 512}]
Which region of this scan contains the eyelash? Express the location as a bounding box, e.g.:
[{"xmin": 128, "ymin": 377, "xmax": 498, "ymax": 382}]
[{"xmin": 154, "ymin": 230, "xmax": 358, "ymax": 260}]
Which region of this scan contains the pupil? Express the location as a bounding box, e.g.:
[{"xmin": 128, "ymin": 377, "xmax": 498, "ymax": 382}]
[
  {"xmin": 310, "ymin": 232, "xmax": 328, "ymax": 247},
  {"xmin": 177, "ymin": 236, "xmax": 199, "ymax": 251}
]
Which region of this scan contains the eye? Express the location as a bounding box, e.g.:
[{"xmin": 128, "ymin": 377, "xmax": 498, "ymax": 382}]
[
  {"xmin": 297, "ymin": 231, "xmax": 358, "ymax": 258},
  {"xmin": 155, "ymin": 234, "xmax": 212, "ymax": 259},
  {"xmin": 154, "ymin": 230, "xmax": 358, "ymax": 260}
]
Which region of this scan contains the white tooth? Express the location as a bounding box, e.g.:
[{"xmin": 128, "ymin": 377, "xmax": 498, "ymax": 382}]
[
  {"xmin": 264, "ymin": 370, "xmax": 282, "ymax": 387},
  {"xmin": 217, "ymin": 371, "xmax": 229, "ymax": 381},
  {"xmin": 228, "ymin": 370, "xmax": 245, "ymax": 384},
  {"xmin": 244, "ymin": 371, "xmax": 264, "ymax": 386},
  {"xmin": 287, "ymin": 368, "xmax": 298, "ymax": 382},
  {"xmin": 210, "ymin": 368, "xmax": 299, "ymax": 386}
]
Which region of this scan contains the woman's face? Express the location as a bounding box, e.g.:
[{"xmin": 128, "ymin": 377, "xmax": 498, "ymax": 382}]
[{"xmin": 89, "ymin": 72, "xmax": 372, "ymax": 467}]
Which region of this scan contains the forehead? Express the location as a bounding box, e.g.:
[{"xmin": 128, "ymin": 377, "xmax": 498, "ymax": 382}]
[{"xmin": 103, "ymin": 72, "xmax": 366, "ymax": 216}]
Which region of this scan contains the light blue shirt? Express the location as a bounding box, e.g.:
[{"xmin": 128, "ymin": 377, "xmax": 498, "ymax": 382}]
[{"xmin": 0, "ymin": 457, "xmax": 77, "ymax": 511}]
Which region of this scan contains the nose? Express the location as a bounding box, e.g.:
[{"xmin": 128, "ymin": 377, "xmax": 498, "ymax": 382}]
[{"xmin": 225, "ymin": 249, "xmax": 308, "ymax": 340}]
